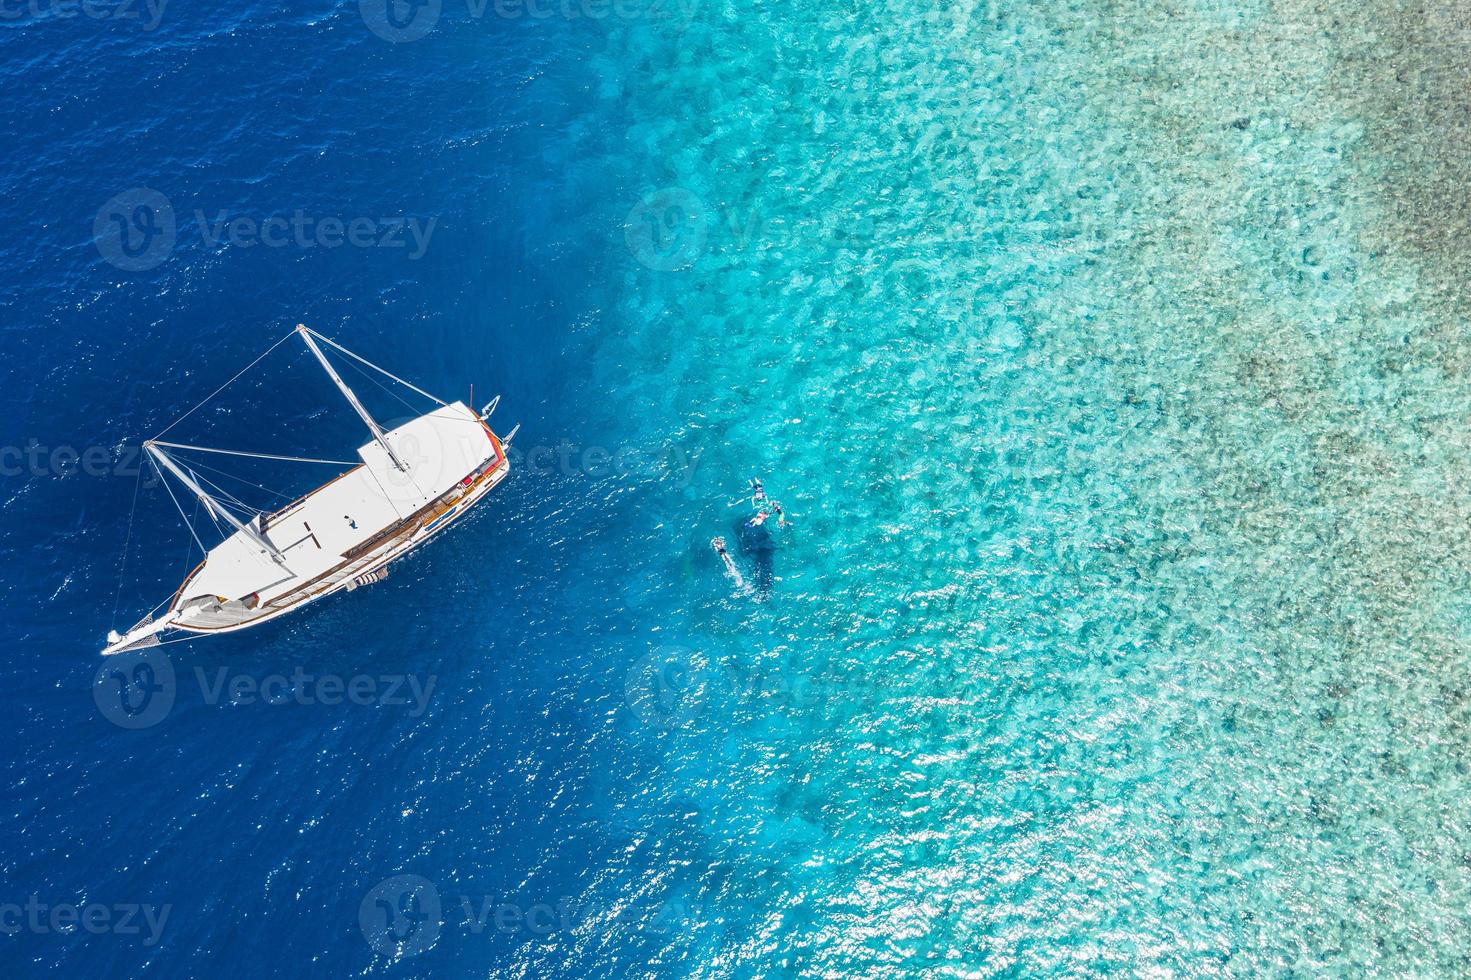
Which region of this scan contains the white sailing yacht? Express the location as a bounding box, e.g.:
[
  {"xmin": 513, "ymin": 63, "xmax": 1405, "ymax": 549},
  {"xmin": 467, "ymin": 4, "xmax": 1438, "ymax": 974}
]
[{"xmin": 102, "ymin": 325, "xmax": 514, "ymax": 655}]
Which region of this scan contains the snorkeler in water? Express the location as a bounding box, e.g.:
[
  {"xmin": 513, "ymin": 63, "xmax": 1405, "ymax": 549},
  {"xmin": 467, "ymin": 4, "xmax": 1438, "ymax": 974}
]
[
  {"xmin": 742, "ymin": 475, "xmax": 794, "ymax": 529},
  {"xmin": 712, "ymin": 536, "xmax": 746, "ymax": 590}
]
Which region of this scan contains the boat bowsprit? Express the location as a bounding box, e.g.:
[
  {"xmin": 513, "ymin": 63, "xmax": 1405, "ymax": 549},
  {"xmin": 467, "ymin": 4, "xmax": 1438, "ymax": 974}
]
[{"xmin": 102, "ymin": 325, "xmax": 514, "ymax": 655}]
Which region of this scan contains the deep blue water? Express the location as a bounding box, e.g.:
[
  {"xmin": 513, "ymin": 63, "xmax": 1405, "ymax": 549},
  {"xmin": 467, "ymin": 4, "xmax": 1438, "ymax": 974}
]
[{"xmin": 3, "ymin": 4, "xmax": 659, "ymax": 975}]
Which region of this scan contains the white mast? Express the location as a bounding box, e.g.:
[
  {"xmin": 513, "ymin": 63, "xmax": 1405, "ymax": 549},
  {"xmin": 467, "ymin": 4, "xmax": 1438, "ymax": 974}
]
[
  {"xmin": 296, "ymin": 324, "xmax": 406, "ymax": 471},
  {"xmin": 144, "ymin": 442, "xmax": 286, "ymax": 562}
]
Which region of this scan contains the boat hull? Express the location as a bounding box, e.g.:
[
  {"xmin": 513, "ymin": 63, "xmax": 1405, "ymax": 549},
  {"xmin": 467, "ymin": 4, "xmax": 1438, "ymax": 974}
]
[
  {"xmin": 103, "ymin": 409, "xmax": 510, "ymax": 654},
  {"xmin": 172, "ymin": 444, "xmax": 507, "ymax": 637}
]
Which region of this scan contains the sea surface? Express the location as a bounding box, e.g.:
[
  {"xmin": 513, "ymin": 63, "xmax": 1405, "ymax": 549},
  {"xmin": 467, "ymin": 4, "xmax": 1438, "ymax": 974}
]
[{"xmin": 5, "ymin": 0, "xmax": 1471, "ymax": 975}]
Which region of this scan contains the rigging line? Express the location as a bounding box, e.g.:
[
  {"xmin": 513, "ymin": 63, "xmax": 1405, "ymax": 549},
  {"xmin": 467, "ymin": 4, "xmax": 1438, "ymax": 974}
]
[
  {"xmin": 140, "ymin": 581, "xmax": 179, "ymax": 624},
  {"xmin": 340, "ymin": 351, "xmax": 413, "ymax": 409},
  {"xmin": 154, "ymin": 330, "xmax": 298, "ymax": 440},
  {"xmin": 150, "ymin": 631, "xmax": 228, "ymax": 648},
  {"xmin": 182, "ymin": 457, "xmax": 264, "ymax": 500},
  {"xmin": 305, "ymin": 328, "xmax": 448, "ymax": 407},
  {"xmin": 149, "ymin": 634, "xmax": 199, "ymax": 647},
  {"xmin": 179, "ymin": 493, "xmax": 201, "ymax": 578},
  {"xmin": 183, "ymin": 462, "xmax": 249, "ymax": 508},
  {"xmin": 196, "ymin": 488, "xmax": 258, "ymax": 528},
  {"xmin": 154, "ymin": 453, "xmax": 208, "ymax": 556},
  {"xmin": 151, "ymin": 440, "xmax": 355, "ymax": 466},
  {"xmin": 110, "ymin": 462, "xmax": 144, "ymax": 630},
  {"xmin": 199, "ymin": 495, "xmax": 225, "ymax": 537},
  {"xmin": 184, "ymin": 457, "xmax": 296, "ymax": 504},
  {"xmin": 116, "ymin": 597, "xmax": 174, "ymax": 634},
  {"xmin": 188, "ymin": 468, "xmax": 256, "ymax": 517},
  {"xmin": 145, "ymin": 634, "xmax": 194, "ymax": 647},
  {"xmin": 340, "ymin": 353, "xmax": 419, "ymax": 414},
  {"xmin": 206, "ymin": 489, "xmax": 258, "ymax": 523},
  {"xmin": 116, "ymin": 563, "xmax": 180, "ymax": 630},
  {"xmin": 143, "ymin": 595, "xmax": 173, "ymax": 622}
]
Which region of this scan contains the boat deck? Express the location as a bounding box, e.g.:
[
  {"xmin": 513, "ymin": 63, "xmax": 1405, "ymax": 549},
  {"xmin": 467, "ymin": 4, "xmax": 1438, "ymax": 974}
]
[
  {"xmin": 170, "ymin": 405, "xmax": 507, "ymax": 633},
  {"xmin": 101, "ymin": 326, "xmax": 515, "ymax": 656}
]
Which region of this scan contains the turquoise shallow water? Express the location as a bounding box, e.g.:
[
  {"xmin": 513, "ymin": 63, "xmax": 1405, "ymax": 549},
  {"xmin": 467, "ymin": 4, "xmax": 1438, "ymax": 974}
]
[{"xmin": 558, "ymin": 0, "xmax": 1471, "ymax": 974}]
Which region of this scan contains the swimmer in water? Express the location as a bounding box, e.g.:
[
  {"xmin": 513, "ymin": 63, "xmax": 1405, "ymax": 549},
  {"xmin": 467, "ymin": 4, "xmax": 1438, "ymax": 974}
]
[
  {"xmin": 745, "ymin": 510, "xmax": 771, "ymax": 528},
  {"xmin": 712, "ymin": 536, "xmax": 746, "ymax": 589},
  {"xmin": 769, "ymin": 499, "xmax": 792, "ymax": 527},
  {"xmin": 750, "ymin": 477, "xmax": 766, "ymax": 507}
]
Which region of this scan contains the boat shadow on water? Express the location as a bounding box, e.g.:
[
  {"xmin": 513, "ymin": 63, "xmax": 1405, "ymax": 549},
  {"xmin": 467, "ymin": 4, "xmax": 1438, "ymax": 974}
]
[{"xmin": 734, "ymin": 517, "xmax": 776, "ymax": 599}]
